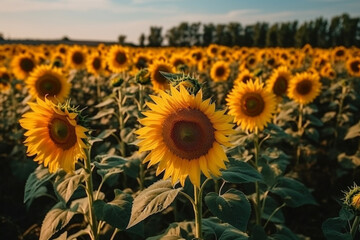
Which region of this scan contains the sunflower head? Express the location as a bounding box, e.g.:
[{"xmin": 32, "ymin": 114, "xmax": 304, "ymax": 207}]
[
  {"xmin": 148, "ymin": 60, "xmax": 175, "ymax": 92},
  {"xmin": 343, "ymin": 184, "xmax": 360, "ymax": 215},
  {"xmin": 26, "ymin": 65, "xmax": 71, "ymax": 103},
  {"xmin": 67, "ymin": 46, "xmax": 87, "ymax": 69},
  {"xmin": 226, "ymin": 79, "xmax": 276, "ymax": 132},
  {"xmin": 346, "ymin": 57, "xmax": 360, "ymax": 77},
  {"xmin": 136, "ymin": 85, "xmax": 234, "ymax": 187},
  {"xmin": 210, "ymin": 61, "xmax": 230, "ymax": 82},
  {"xmin": 19, "ymin": 98, "xmax": 88, "ymax": 173},
  {"xmin": 11, "ymin": 53, "xmax": 36, "ymax": 80},
  {"xmin": 0, "ymin": 67, "xmax": 11, "ymax": 93},
  {"xmin": 235, "ymin": 69, "xmax": 254, "ymax": 85},
  {"xmin": 288, "ymin": 71, "xmax": 322, "ymax": 105},
  {"xmin": 106, "ymin": 45, "xmax": 130, "ymax": 73},
  {"xmin": 86, "ymin": 53, "xmax": 104, "ymax": 76},
  {"xmin": 265, "ymin": 66, "xmax": 292, "ymax": 101}
]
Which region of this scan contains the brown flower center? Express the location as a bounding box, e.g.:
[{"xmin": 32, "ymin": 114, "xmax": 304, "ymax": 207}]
[
  {"xmin": 72, "ymin": 51, "xmax": 84, "ymax": 65},
  {"xmin": 174, "ymin": 59, "xmax": 185, "ymax": 67},
  {"xmin": 92, "ymin": 57, "xmax": 101, "ymax": 70},
  {"xmin": 115, "ymin": 51, "xmax": 127, "ymax": 65},
  {"xmin": 273, "ymin": 76, "xmax": 288, "ymax": 96},
  {"xmin": 350, "ymin": 60, "xmax": 360, "ymax": 73},
  {"xmin": 35, "ymin": 74, "xmax": 62, "ymax": 97},
  {"xmin": 154, "ymin": 65, "xmax": 171, "ymax": 84},
  {"xmin": 215, "ymin": 66, "xmax": 225, "ymax": 77},
  {"xmin": 296, "ymin": 80, "xmax": 312, "ymax": 95},
  {"xmin": 162, "ymin": 108, "xmax": 215, "ymax": 160},
  {"xmin": 20, "ymin": 58, "xmax": 35, "ymax": 73},
  {"xmin": 241, "ymin": 92, "xmax": 265, "ymax": 117},
  {"xmin": 136, "ymin": 57, "xmax": 147, "ymax": 69},
  {"xmin": 241, "ymin": 75, "xmax": 251, "ymax": 83},
  {"xmin": 1, "ymin": 73, "xmax": 10, "ymax": 82},
  {"xmin": 48, "ymin": 115, "xmax": 77, "ymax": 150},
  {"xmin": 335, "ymin": 50, "xmax": 344, "ymax": 57}
]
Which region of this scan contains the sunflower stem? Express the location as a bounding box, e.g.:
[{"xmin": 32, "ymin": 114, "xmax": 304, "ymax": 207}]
[
  {"xmin": 296, "ymin": 103, "xmax": 304, "ymax": 167},
  {"xmin": 84, "ymin": 148, "xmax": 98, "ymax": 240},
  {"xmin": 194, "ymin": 185, "xmax": 203, "ymax": 239},
  {"xmin": 138, "ymin": 84, "xmax": 145, "ymax": 190},
  {"xmin": 264, "ymin": 203, "xmax": 286, "ymax": 229},
  {"xmin": 351, "ymin": 215, "xmax": 360, "ymax": 239},
  {"xmin": 334, "ymin": 82, "xmax": 347, "ymax": 148},
  {"xmin": 117, "ymin": 87, "xmax": 126, "ymax": 157},
  {"xmin": 254, "ymin": 127, "xmax": 261, "ymax": 226}
]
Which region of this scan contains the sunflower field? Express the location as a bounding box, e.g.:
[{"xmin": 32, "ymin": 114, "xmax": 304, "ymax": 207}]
[{"xmin": 1, "ymin": 43, "xmax": 360, "ymax": 240}]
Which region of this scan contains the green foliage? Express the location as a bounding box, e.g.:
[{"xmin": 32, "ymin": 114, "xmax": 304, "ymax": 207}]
[
  {"xmin": 205, "ymin": 189, "xmax": 251, "ymax": 231},
  {"xmin": 127, "ymin": 180, "xmax": 182, "ymax": 229},
  {"xmin": 93, "ymin": 189, "xmax": 132, "ymax": 230},
  {"xmin": 221, "ymin": 158, "xmax": 263, "ymax": 184}
]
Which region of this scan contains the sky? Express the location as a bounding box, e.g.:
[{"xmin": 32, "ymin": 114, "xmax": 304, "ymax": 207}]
[{"xmin": 1, "ymin": 0, "xmax": 359, "ymax": 44}]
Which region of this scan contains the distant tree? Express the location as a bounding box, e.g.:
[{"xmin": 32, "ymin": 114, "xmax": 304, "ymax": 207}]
[
  {"xmin": 202, "ymin": 23, "xmax": 215, "ymax": 46},
  {"xmin": 62, "ymin": 36, "xmax": 70, "ymax": 41},
  {"xmin": 227, "ymin": 22, "xmax": 242, "ymax": 46},
  {"xmin": 295, "ymin": 22, "xmax": 309, "ymax": 48},
  {"xmin": 342, "ymin": 13, "xmax": 360, "ymax": 47},
  {"xmin": 214, "ymin": 24, "xmax": 231, "ymax": 46},
  {"xmin": 0, "ymin": 33, "xmax": 4, "ymax": 41},
  {"xmin": 243, "ymin": 25, "xmax": 254, "ymax": 47},
  {"xmin": 266, "ymin": 23, "xmax": 278, "ymax": 47},
  {"xmin": 253, "ymin": 22, "xmax": 268, "ymax": 47},
  {"xmin": 147, "ymin": 26, "xmax": 163, "ymax": 47},
  {"xmin": 118, "ymin": 35, "xmax": 126, "ymax": 45},
  {"xmin": 189, "ymin": 22, "xmax": 202, "ymax": 46},
  {"xmin": 139, "ymin": 33, "xmax": 145, "ymax": 47},
  {"xmin": 328, "ymin": 16, "xmax": 342, "ymax": 47}
]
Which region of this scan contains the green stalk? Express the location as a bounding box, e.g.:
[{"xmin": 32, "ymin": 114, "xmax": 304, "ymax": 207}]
[
  {"xmin": 254, "ymin": 127, "xmax": 261, "ymax": 226},
  {"xmin": 84, "ymin": 148, "xmax": 98, "ymax": 240},
  {"xmin": 296, "ymin": 103, "xmax": 304, "ymax": 167},
  {"xmin": 117, "ymin": 88, "xmax": 126, "ymax": 157},
  {"xmin": 194, "ymin": 185, "xmax": 202, "ymax": 239},
  {"xmin": 138, "ymin": 84, "xmax": 145, "ymax": 190},
  {"xmin": 334, "ymin": 83, "xmax": 347, "ymax": 147},
  {"xmin": 351, "ymin": 216, "xmax": 360, "ymax": 239}
]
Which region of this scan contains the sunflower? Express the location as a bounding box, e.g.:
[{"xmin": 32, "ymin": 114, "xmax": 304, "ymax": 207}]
[
  {"xmin": 106, "ymin": 45, "xmax": 130, "ymax": 73},
  {"xmin": 288, "ymin": 72, "xmax": 322, "ymax": 105},
  {"xmin": 346, "ymin": 57, "xmax": 360, "ymax": 77},
  {"xmin": 19, "ymin": 98, "xmax": 87, "ymax": 173},
  {"xmin": 86, "ymin": 53, "xmax": 104, "ymax": 76},
  {"xmin": 133, "ymin": 53, "xmax": 149, "ymax": 70},
  {"xmin": 320, "ymin": 63, "xmax": 336, "ymax": 80},
  {"xmin": 210, "ymin": 61, "xmax": 230, "ymax": 82},
  {"xmin": 136, "ymin": 85, "xmax": 234, "ymax": 187},
  {"xmin": 265, "ymin": 66, "xmax": 292, "ymax": 101},
  {"xmin": 26, "ymin": 65, "xmax": 70, "ymax": 103},
  {"xmin": 0, "ymin": 67, "xmax": 11, "ymax": 92},
  {"xmin": 11, "ymin": 53, "xmax": 36, "ymax": 80},
  {"xmin": 207, "ymin": 44, "xmax": 219, "ymax": 58},
  {"xmin": 148, "ymin": 60, "xmax": 175, "ymax": 92},
  {"xmin": 234, "ymin": 69, "xmax": 254, "ymax": 85},
  {"xmin": 226, "ymin": 79, "xmax": 276, "ymax": 132},
  {"xmin": 332, "ymin": 46, "xmax": 347, "ymax": 63},
  {"xmin": 189, "ymin": 48, "xmax": 204, "ymax": 66},
  {"xmin": 67, "ymin": 45, "xmax": 86, "ymax": 69},
  {"xmin": 170, "ymin": 54, "xmax": 188, "ymax": 69}
]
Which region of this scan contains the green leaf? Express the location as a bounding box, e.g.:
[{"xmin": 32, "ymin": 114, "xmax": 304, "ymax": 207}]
[
  {"xmin": 270, "ymin": 224, "xmax": 299, "ymax": 240},
  {"xmin": 39, "ymin": 202, "xmax": 78, "ymax": 240},
  {"xmin": 219, "ymin": 228, "xmax": 249, "ymax": 240},
  {"xmin": 94, "ymin": 155, "xmax": 127, "ymax": 178},
  {"xmin": 24, "ymin": 166, "xmax": 55, "ymax": 207},
  {"xmin": 91, "ymin": 108, "xmax": 115, "ymax": 120},
  {"xmin": 127, "ymin": 180, "xmax": 182, "ymax": 229},
  {"xmin": 307, "ymin": 114, "xmax": 323, "ymax": 127},
  {"xmin": 94, "ymin": 189, "xmax": 132, "ymax": 230},
  {"xmin": 344, "ymin": 121, "xmax": 360, "ymax": 140},
  {"xmin": 95, "ymin": 97, "xmax": 114, "ymax": 108},
  {"xmin": 249, "ymin": 225, "xmax": 267, "ymax": 240},
  {"xmin": 221, "ymin": 158, "xmax": 263, "ymax": 184},
  {"xmin": 262, "ymin": 196, "xmax": 285, "ymax": 224},
  {"xmin": 205, "ymin": 189, "xmax": 251, "ymax": 231},
  {"xmin": 147, "ymin": 221, "xmax": 195, "ymax": 240},
  {"xmin": 270, "ymin": 177, "xmax": 317, "ymax": 207},
  {"xmin": 54, "ymin": 170, "xmax": 85, "ymax": 203},
  {"xmin": 96, "ymin": 129, "xmax": 117, "ymax": 140},
  {"xmin": 305, "ymin": 128, "xmax": 319, "ymax": 142},
  {"xmin": 322, "ymin": 217, "xmax": 352, "ymax": 240}
]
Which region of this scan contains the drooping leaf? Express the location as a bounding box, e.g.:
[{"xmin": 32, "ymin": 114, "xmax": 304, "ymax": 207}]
[
  {"xmin": 344, "ymin": 121, "xmax": 360, "ymax": 140},
  {"xmin": 205, "ymin": 189, "xmax": 251, "ymax": 231},
  {"xmin": 262, "ymin": 196, "xmax": 285, "ymax": 224},
  {"xmin": 221, "ymin": 158, "xmax": 262, "ymax": 184},
  {"xmin": 270, "ymin": 177, "xmax": 317, "ymax": 207},
  {"xmin": 95, "ymin": 97, "xmax": 115, "ymax": 108},
  {"xmin": 127, "ymin": 180, "xmax": 182, "ymax": 229},
  {"xmin": 94, "ymin": 189, "xmax": 132, "ymax": 230},
  {"xmin": 270, "ymin": 224, "xmax": 299, "ymax": 240},
  {"xmin": 91, "ymin": 108, "xmax": 115, "ymax": 120},
  {"xmin": 219, "ymin": 228, "xmax": 249, "ymax": 240},
  {"xmin": 54, "ymin": 170, "xmax": 85, "ymax": 203},
  {"xmin": 39, "ymin": 202, "xmax": 78, "ymax": 240},
  {"xmin": 147, "ymin": 221, "xmax": 195, "ymax": 240},
  {"xmin": 322, "ymin": 217, "xmax": 352, "ymax": 240},
  {"xmin": 24, "ymin": 166, "xmax": 55, "ymax": 207}
]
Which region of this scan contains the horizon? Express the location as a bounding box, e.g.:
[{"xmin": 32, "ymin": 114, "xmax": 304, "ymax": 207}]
[{"xmin": 1, "ymin": 0, "xmax": 359, "ymax": 44}]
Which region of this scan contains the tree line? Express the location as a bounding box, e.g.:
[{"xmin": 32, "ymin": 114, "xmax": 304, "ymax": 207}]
[{"xmin": 129, "ymin": 13, "xmax": 359, "ymax": 48}]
